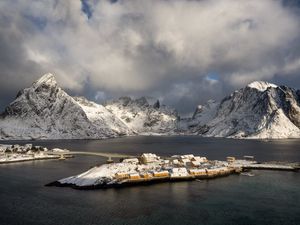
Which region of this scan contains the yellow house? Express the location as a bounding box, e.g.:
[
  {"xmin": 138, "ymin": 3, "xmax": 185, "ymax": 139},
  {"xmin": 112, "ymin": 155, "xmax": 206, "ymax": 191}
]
[
  {"xmin": 189, "ymin": 169, "xmax": 207, "ymax": 176},
  {"xmin": 115, "ymin": 172, "xmax": 129, "ymax": 180},
  {"xmin": 153, "ymin": 171, "xmax": 169, "ymax": 178},
  {"xmin": 129, "ymin": 173, "xmax": 141, "ymax": 180},
  {"xmin": 141, "ymin": 173, "xmax": 153, "ymax": 179}
]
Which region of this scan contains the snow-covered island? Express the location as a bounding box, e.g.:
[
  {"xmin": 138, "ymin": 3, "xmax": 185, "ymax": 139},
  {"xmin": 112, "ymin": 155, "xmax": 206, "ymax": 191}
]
[
  {"xmin": 47, "ymin": 153, "xmax": 266, "ymax": 189},
  {"xmin": 0, "ymin": 144, "xmax": 69, "ymax": 164}
]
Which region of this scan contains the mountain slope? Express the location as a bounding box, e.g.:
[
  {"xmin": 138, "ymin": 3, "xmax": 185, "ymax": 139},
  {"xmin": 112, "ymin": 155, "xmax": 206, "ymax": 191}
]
[
  {"xmin": 104, "ymin": 97, "xmax": 178, "ymax": 134},
  {"xmin": 188, "ymin": 81, "xmax": 300, "ymax": 139}
]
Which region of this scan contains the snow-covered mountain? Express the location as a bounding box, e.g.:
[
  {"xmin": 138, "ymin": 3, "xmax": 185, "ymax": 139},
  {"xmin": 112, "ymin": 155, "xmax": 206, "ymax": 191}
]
[
  {"xmin": 0, "ymin": 74, "xmax": 299, "ymax": 139},
  {"xmin": 104, "ymin": 96, "xmax": 178, "ymax": 134},
  {"xmin": 0, "ymin": 74, "xmax": 131, "ymax": 139},
  {"xmin": 185, "ymin": 81, "xmax": 300, "ymax": 139}
]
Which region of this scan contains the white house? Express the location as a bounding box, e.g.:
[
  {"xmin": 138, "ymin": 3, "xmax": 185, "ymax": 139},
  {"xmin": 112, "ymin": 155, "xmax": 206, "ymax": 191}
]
[
  {"xmin": 170, "ymin": 168, "xmax": 189, "ymax": 177},
  {"xmin": 141, "ymin": 153, "xmax": 160, "ymax": 164},
  {"xmin": 123, "ymin": 158, "xmax": 140, "ymax": 164}
]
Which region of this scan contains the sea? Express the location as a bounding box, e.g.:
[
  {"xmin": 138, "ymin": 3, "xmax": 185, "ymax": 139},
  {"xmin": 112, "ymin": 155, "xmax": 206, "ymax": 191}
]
[{"xmin": 0, "ymin": 136, "xmax": 299, "ymax": 225}]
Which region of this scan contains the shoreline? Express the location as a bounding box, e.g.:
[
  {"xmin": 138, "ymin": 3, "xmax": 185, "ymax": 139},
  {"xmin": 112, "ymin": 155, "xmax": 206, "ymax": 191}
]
[
  {"xmin": 45, "ymin": 169, "xmax": 238, "ymax": 190},
  {"xmin": 1, "ymin": 134, "xmax": 300, "ymax": 143},
  {"xmin": 45, "ymin": 158, "xmax": 299, "ymax": 190},
  {"xmin": 0, "ymin": 155, "xmax": 74, "ymax": 165}
]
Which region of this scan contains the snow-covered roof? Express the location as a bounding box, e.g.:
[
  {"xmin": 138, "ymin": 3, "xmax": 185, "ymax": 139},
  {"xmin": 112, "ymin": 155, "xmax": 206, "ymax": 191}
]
[
  {"xmin": 180, "ymin": 158, "xmax": 191, "ymax": 163},
  {"xmin": 123, "ymin": 158, "xmax": 139, "ymax": 163},
  {"xmin": 171, "ymin": 167, "xmax": 188, "ymax": 173},
  {"xmin": 142, "ymin": 153, "xmax": 158, "ymax": 158},
  {"xmin": 189, "ymin": 168, "xmax": 206, "ymax": 173},
  {"xmin": 180, "ymin": 154, "xmax": 194, "ymax": 159}
]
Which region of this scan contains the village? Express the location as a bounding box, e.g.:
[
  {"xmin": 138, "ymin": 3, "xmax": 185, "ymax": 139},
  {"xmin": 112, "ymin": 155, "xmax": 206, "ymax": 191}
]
[{"xmin": 114, "ymin": 153, "xmax": 246, "ymax": 182}]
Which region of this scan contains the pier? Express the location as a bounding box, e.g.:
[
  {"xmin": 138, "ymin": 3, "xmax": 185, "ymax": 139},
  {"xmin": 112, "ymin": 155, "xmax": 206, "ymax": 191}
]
[{"xmin": 242, "ymin": 163, "xmax": 300, "ymax": 171}]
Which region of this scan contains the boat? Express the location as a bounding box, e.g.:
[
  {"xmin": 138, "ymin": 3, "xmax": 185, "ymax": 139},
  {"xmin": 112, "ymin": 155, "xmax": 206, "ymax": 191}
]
[
  {"xmin": 240, "ymin": 172, "xmax": 255, "ymax": 177},
  {"xmin": 195, "ymin": 179, "xmax": 203, "ymax": 182}
]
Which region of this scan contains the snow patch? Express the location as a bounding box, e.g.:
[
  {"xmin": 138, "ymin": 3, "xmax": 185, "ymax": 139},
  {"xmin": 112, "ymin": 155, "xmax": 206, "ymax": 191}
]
[{"xmin": 247, "ymin": 81, "xmax": 278, "ymax": 92}]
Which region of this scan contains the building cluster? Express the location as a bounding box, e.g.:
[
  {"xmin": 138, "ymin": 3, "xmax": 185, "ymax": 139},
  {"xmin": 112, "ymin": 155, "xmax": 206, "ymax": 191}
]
[
  {"xmin": 0, "ymin": 144, "xmax": 59, "ymax": 163},
  {"xmin": 1, "ymin": 144, "xmax": 48, "ymax": 154},
  {"xmin": 114, "ymin": 153, "xmax": 238, "ymax": 182}
]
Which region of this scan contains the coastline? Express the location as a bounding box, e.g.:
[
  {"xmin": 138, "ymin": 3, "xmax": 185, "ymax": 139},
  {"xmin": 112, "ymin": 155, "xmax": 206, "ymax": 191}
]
[
  {"xmin": 0, "ymin": 155, "xmax": 74, "ymax": 164},
  {"xmin": 45, "ymin": 169, "xmax": 238, "ymax": 190}
]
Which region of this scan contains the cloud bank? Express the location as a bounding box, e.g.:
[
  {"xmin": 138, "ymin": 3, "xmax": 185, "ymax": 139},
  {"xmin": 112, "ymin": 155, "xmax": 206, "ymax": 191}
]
[{"xmin": 1, "ymin": 0, "xmax": 300, "ymax": 114}]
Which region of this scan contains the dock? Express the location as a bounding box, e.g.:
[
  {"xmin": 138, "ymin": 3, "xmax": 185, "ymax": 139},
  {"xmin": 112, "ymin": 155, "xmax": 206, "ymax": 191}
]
[{"xmin": 242, "ymin": 163, "xmax": 300, "ymax": 171}]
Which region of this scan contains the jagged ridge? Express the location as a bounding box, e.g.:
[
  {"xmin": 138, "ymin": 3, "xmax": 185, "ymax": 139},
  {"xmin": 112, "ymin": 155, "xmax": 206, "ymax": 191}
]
[{"xmin": 0, "ymin": 74, "xmax": 300, "ymax": 140}]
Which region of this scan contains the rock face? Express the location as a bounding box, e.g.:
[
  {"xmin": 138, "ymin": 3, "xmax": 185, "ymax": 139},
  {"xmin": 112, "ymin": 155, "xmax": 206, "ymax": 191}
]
[
  {"xmin": 187, "ymin": 81, "xmax": 300, "ymax": 139},
  {"xmin": 104, "ymin": 96, "xmax": 178, "ymax": 134}
]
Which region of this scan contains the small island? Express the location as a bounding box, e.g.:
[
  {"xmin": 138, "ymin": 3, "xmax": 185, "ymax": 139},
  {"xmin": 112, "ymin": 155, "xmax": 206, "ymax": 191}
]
[
  {"xmin": 47, "ymin": 153, "xmax": 300, "ymax": 190},
  {"xmin": 0, "ymin": 144, "xmax": 70, "ymax": 164}
]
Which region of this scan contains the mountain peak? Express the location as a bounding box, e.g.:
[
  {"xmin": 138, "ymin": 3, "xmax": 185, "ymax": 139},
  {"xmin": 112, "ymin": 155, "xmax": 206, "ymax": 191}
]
[
  {"xmin": 33, "ymin": 73, "xmax": 57, "ymax": 88},
  {"xmin": 247, "ymin": 81, "xmax": 277, "ymax": 92}
]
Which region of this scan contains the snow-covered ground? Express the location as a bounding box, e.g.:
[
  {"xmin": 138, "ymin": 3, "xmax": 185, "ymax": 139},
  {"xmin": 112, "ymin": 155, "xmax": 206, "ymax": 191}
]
[
  {"xmin": 0, "ymin": 153, "xmax": 58, "ymax": 163},
  {"xmin": 0, "ymin": 144, "xmax": 66, "ymax": 164}
]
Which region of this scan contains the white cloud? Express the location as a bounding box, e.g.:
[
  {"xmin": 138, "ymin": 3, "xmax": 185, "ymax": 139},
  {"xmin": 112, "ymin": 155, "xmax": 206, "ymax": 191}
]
[{"xmin": 1, "ymin": 0, "xmax": 300, "ymax": 113}]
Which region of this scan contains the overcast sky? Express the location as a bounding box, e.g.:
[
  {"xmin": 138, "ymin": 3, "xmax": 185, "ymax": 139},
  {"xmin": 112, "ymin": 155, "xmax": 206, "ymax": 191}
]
[{"xmin": 1, "ymin": 0, "xmax": 300, "ymax": 115}]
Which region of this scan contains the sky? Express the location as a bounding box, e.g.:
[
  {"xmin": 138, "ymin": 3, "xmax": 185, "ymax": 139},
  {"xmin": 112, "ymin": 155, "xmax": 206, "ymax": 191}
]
[{"xmin": 1, "ymin": 0, "xmax": 300, "ymax": 116}]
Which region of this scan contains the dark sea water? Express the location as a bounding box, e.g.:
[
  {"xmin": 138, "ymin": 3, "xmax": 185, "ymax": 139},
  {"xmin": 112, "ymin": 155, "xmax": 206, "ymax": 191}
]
[{"xmin": 0, "ymin": 136, "xmax": 300, "ymax": 225}]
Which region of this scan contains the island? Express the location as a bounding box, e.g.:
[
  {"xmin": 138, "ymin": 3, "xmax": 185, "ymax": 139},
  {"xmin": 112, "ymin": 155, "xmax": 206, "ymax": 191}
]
[{"xmin": 46, "ymin": 153, "xmax": 300, "ymax": 190}]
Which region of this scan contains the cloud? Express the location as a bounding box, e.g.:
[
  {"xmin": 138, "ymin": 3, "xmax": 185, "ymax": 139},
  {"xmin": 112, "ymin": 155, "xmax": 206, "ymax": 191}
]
[{"xmin": 0, "ymin": 0, "xmax": 300, "ymax": 114}]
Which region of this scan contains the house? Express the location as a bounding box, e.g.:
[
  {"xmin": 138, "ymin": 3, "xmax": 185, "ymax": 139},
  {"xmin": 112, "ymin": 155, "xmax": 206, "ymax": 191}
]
[
  {"xmin": 189, "ymin": 169, "xmax": 207, "ymax": 176},
  {"xmin": 141, "ymin": 173, "xmax": 153, "ymax": 179},
  {"xmin": 153, "ymin": 171, "xmax": 169, "ymax": 178},
  {"xmin": 191, "ymin": 156, "xmax": 208, "ymax": 162},
  {"xmin": 163, "ymin": 160, "xmax": 170, "ymax": 164},
  {"xmin": 226, "ymin": 157, "xmax": 236, "ymax": 163},
  {"xmin": 115, "ymin": 172, "xmax": 129, "ymax": 179},
  {"xmin": 170, "ymin": 168, "xmax": 189, "ymax": 177},
  {"xmin": 179, "ymin": 158, "xmax": 191, "ymax": 166},
  {"xmin": 172, "ymin": 159, "xmax": 180, "ymax": 165},
  {"xmin": 206, "ymin": 168, "xmax": 221, "ymax": 176},
  {"xmin": 191, "ymin": 161, "xmax": 201, "ymax": 167},
  {"xmin": 180, "ymin": 154, "xmax": 194, "ymax": 160},
  {"xmin": 129, "ymin": 173, "xmax": 141, "ymax": 180},
  {"xmin": 123, "ymin": 158, "xmax": 140, "ymax": 164},
  {"xmin": 141, "ymin": 153, "xmax": 160, "ymax": 164}
]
